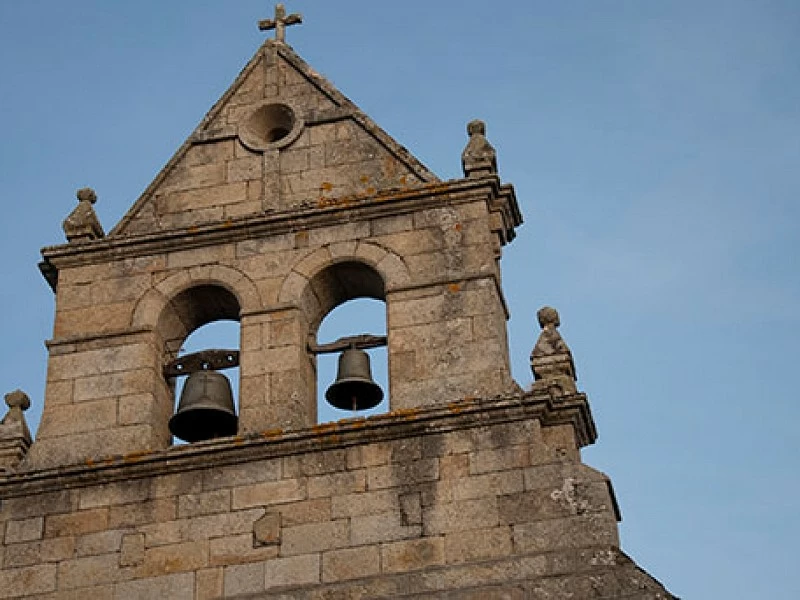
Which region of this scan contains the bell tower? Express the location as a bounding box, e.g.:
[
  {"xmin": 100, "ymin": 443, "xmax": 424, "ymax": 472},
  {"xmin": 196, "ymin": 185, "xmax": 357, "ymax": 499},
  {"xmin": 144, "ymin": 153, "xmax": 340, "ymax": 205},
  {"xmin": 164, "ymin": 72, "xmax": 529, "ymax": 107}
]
[
  {"xmin": 26, "ymin": 9, "xmax": 521, "ymax": 468},
  {"xmin": 0, "ymin": 7, "xmax": 675, "ymax": 599}
]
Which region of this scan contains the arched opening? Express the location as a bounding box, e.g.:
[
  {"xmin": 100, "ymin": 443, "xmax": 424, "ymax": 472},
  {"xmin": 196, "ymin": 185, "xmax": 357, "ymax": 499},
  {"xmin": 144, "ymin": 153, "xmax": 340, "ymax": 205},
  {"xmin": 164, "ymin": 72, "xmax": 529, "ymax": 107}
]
[
  {"xmin": 171, "ymin": 320, "xmax": 241, "ymax": 445},
  {"xmin": 317, "ymin": 298, "xmax": 388, "ymax": 422},
  {"xmin": 157, "ymin": 284, "xmax": 242, "ymax": 444},
  {"xmin": 303, "ymin": 261, "xmax": 389, "ymax": 423}
]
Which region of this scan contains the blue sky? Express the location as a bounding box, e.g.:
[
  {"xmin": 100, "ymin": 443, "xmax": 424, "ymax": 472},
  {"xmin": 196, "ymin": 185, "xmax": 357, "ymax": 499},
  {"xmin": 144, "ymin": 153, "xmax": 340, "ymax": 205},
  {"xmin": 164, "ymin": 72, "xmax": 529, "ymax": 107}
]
[{"xmin": 1, "ymin": 2, "xmax": 798, "ymax": 597}]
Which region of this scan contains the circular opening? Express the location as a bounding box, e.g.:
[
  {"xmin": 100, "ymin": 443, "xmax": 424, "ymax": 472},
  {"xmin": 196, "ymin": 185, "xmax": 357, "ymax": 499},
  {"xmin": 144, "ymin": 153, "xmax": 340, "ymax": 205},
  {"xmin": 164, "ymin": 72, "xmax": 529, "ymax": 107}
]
[{"xmin": 247, "ymin": 103, "xmax": 296, "ymax": 144}]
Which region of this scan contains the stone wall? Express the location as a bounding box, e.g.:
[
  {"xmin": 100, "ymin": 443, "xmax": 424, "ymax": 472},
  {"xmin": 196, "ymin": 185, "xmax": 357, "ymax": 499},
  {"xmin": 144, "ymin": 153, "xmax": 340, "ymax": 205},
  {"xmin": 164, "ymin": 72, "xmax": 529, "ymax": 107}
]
[
  {"xmin": 33, "ymin": 178, "xmax": 518, "ymax": 470},
  {"xmin": 0, "ymin": 397, "xmax": 673, "ymax": 599}
]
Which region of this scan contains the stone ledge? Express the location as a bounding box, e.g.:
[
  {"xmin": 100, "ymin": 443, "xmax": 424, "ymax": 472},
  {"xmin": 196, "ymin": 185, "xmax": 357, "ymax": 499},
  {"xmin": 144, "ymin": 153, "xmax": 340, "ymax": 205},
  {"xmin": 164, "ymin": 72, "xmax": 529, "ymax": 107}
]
[
  {"xmin": 225, "ymin": 545, "xmax": 677, "ymax": 599},
  {"xmin": 0, "ymin": 391, "xmax": 594, "ymax": 498},
  {"xmin": 40, "ymin": 176, "xmax": 516, "ymax": 273}
]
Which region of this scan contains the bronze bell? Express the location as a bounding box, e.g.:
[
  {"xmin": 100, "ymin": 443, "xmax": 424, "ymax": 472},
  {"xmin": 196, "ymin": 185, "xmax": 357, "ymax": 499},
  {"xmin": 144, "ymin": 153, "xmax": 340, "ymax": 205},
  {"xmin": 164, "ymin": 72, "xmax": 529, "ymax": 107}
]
[
  {"xmin": 325, "ymin": 348, "xmax": 384, "ymax": 411},
  {"xmin": 169, "ymin": 370, "xmax": 238, "ymax": 443}
]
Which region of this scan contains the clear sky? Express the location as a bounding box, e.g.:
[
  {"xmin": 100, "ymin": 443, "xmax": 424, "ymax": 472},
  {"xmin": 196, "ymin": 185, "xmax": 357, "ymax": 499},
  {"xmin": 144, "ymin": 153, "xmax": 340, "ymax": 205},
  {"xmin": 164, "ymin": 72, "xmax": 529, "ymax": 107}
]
[{"xmin": 1, "ymin": 2, "xmax": 798, "ymax": 598}]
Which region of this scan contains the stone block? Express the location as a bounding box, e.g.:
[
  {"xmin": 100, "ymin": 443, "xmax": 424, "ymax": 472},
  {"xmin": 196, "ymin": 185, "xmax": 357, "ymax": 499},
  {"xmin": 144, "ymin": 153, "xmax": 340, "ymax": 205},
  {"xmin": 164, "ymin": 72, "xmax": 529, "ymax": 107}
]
[
  {"xmin": 54, "ymin": 302, "xmax": 133, "ymax": 337},
  {"xmin": 470, "ymin": 445, "xmax": 530, "ymax": 475},
  {"xmin": 42, "ymin": 379, "xmax": 74, "ymax": 406},
  {"xmin": 443, "ymin": 526, "xmax": 513, "ymax": 564},
  {"xmin": 223, "ymin": 561, "xmax": 265, "ymax": 597},
  {"xmin": 263, "ymin": 553, "xmax": 321, "ymax": 590},
  {"xmin": 451, "ymin": 470, "xmax": 524, "ymax": 502},
  {"xmin": 322, "ymin": 545, "xmax": 380, "ymax": 583},
  {"xmin": 46, "ymin": 343, "xmax": 156, "ymax": 382},
  {"xmin": 186, "ymin": 508, "xmax": 266, "ymax": 542},
  {"xmin": 79, "ymin": 479, "xmax": 151, "ymax": 510},
  {"xmin": 0, "ymin": 537, "xmax": 75, "ymax": 569},
  {"xmin": 75, "ymin": 530, "xmax": 123, "ymax": 557},
  {"xmin": 0, "ymin": 564, "xmax": 57, "ymax": 597},
  {"xmin": 381, "ymin": 536, "xmax": 445, "ymax": 574},
  {"xmin": 185, "ymin": 140, "xmax": 235, "ymax": 167},
  {"xmin": 280, "ymin": 520, "xmax": 349, "ymax": 556},
  {"xmin": 232, "ymin": 478, "xmax": 306, "ymax": 510},
  {"xmin": 120, "ymin": 532, "xmax": 145, "ymax": 567},
  {"xmin": 400, "ymin": 492, "xmax": 422, "ymax": 525},
  {"xmin": 1, "ymin": 490, "xmax": 73, "ymax": 520},
  {"xmin": 113, "ymin": 572, "xmax": 195, "ymax": 600},
  {"xmin": 307, "ymin": 470, "xmax": 366, "ymax": 499},
  {"xmin": 280, "ymin": 149, "xmax": 310, "ymax": 173},
  {"xmin": 138, "ymin": 540, "xmax": 208, "ymax": 577},
  {"xmin": 350, "ymin": 511, "xmax": 421, "ymax": 546},
  {"xmin": 151, "ymin": 472, "xmax": 204, "ymax": 499},
  {"xmin": 37, "ymin": 399, "xmax": 117, "ymax": 438},
  {"xmin": 202, "ymin": 458, "xmax": 282, "ymax": 491},
  {"xmin": 277, "ymin": 498, "xmax": 331, "ymax": 527},
  {"xmin": 345, "ymin": 442, "xmax": 391, "ymax": 469},
  {"xmin": 331, "ymin": 489, "xmax": 398, "ymax": 519},
  {"xmin": 165, "ymin": 243, "xmax": 236, "ymax": 270},
  {"xmin": 209, "ymin": 533, "xmax": 278, "ymax": 567},
  {"xmin": 161, "ymin": 162, "xmax": 226, "ymax": 193},
  {"xmin": 367, "ymin": 458, "xmax": 439, "ymax": 490},
  {"xmin": 177, "ymin": 489, "xmax": 231, "ymax": 519},
  {"xmin": 371, "ymin": 214, "xmax": 414, "ymax": 236},
  {"xmin": 513, "ymin": 513, "xmax": 619, "ymax": 554},
  {"xmin": 4, "ymin": 517, "xmax": 44, "ymax": 544},
  {"xmin": 139, "ymin": 521, "xmax": 187, "ymax": 548},
  {"xmin": 107, "ymin": 498, "xmax": 176, "ymax": 528},
  {"xmin": 195, "ymin": 567, "xmax": 224, "ymax": 600},
  {"xmin": 2, "ymin": 540, "xmax": 44, "ymax": 569},
  {"xmin": 253, "ymin": 512, "xmax": 281, "ymax": 546},
  {"xmin": 423, "ymin": 498, "xmax": 499, "ymax": 536},
  {"xmin": 227, "ymin": 156, "xmax": 263, "ymax": 182},
  {"xmin": 438, "ymin": 454, "xmax": 470, "ymax": 480},
  {"xmin": 282, "ymin": 449, "xmax": 347, "ymax": 478},
  {"xmin": 307, "ymin": 221, "xmax": 371, "ymax": 247},
  {"xmin": 45, "ymin": 508, "xmax": 108, "ymax": 538},
  {"xmin": 57, "ymin": 553, "xmax": 119, "ymax": 589}
]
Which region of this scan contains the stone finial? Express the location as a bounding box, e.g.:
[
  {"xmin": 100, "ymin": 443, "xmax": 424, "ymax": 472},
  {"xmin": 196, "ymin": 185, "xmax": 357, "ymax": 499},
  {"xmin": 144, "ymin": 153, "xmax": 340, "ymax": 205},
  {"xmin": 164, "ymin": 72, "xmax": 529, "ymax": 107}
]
[
  {"xmin": 63, "ymin": 187, "xmax": 105, "ymax": 243},
  {"xmin": 461, "ymin": 119, "xmax": 498, "ymax": 178},
  {"xmin": 0, "ymin": 389, "xmax": 33, "ymax": 473},
  {"xmin": 530, "ymin": 307, "xmax": 578, "ymax": 397}
]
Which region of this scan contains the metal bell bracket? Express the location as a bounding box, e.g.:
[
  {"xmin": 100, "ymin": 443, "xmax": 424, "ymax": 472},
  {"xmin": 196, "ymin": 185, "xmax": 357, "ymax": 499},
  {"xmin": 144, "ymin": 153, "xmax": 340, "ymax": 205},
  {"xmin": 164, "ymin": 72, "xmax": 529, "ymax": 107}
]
[
  {"xmin": 163, "ymin": 349, "xmax": 240, "ymax": 378},
  {"xmin": 307, "ymin": 334, "xmax": 387, "ymax": 355}
]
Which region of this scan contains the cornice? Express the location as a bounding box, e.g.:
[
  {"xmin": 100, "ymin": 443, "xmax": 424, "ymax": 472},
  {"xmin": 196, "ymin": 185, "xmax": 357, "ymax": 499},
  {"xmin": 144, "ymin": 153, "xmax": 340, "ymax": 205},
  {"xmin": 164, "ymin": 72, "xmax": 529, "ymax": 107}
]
[{"xmin": 0, "ymin": 390, "xmax": 594, "ymax": 498}]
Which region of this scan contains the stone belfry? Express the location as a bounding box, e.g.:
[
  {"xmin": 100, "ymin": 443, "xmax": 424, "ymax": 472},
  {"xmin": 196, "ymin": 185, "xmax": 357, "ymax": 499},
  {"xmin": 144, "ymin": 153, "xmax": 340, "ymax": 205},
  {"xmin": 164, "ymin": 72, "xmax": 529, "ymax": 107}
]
[{"xmin": 0, "ymin": 6, "xmax": 675, "ymax": 599}]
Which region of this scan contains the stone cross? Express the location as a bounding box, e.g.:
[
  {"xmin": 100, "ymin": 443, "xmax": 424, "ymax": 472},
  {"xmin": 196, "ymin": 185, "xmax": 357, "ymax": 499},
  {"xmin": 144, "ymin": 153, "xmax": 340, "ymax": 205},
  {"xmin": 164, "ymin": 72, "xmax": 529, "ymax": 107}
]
[{"xmin": 258, "ymin": 3, "xmax": 303, "ymax": 43}]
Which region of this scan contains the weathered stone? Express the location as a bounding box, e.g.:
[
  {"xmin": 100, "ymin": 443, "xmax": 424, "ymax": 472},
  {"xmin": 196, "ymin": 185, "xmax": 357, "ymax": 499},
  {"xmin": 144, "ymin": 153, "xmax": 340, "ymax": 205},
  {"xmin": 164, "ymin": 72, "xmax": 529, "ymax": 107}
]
[
  {"xmin": 321, "ymin": 545, "xmax": 380, "ymax": 582},
  {"xmin": 253, "ymin": 512, "xmax": 281, "ymax": 546},
  {"xmin": 120, "ymin": 532, "xmax": 145, "ymax": 567},
  {"xmin": 63, "ymin": 188, "xmax": 105, "ymax": 242},
  {"xmin": 2, "ymin": 14, "xmax": 674, "ymax": 600}
]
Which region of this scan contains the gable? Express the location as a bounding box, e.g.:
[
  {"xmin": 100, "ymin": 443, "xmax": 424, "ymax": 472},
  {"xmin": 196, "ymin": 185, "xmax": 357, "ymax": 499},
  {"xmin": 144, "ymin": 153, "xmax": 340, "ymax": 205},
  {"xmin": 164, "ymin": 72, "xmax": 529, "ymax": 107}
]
[{"xmin": 112, "ymin": 41, "xmax": 438, "ymax": 237}]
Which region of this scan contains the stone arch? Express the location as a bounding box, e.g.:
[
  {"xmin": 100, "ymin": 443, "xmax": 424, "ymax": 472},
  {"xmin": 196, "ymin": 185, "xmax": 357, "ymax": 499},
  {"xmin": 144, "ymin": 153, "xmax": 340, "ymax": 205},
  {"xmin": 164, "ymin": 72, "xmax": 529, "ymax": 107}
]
[
  {"xmin": 276, "ymin": 242, "xmax": 407, "ymax": 421},
  {"xmin": 133, "ymin": 264, "xmax": 262, "ymax": 334},
  {"xmin": 277, "ymin": 241, "xmax": 410, "ymax": 316}
]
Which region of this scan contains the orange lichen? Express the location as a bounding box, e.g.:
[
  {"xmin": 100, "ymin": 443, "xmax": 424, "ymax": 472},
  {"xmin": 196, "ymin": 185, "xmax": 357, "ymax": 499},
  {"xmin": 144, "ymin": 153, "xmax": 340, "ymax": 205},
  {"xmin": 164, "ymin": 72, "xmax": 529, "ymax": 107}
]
[
  {"xmin": 388, "ymin": 407, "xmax": 421, "ymax": 420},
  {"xmin": 312, "ymin": 422, "xmax": 338, "ymax": 435},
  {"xmin": 122, "ymin": 450, "xmax": 153, "ymax": 464},
  {"xmin": 448, "ymin": 283, "xmax": 462, "ymax": 293}
]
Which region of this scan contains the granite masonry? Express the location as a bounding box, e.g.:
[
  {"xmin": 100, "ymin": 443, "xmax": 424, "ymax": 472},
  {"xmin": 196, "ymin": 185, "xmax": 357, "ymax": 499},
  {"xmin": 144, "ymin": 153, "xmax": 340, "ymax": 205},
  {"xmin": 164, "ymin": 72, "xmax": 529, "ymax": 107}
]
[{"xmin": 0, "ymin": 7, "xmax": 676, "ymax": 599}]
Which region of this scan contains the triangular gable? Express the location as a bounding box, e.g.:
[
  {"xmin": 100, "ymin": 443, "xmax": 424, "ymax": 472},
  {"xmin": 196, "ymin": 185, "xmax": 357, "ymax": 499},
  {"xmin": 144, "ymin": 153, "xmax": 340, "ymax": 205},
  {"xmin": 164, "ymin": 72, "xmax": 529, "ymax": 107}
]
[{"xmin": 111, "ymin": 40, "xmax": 439, "ymax": 237}]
